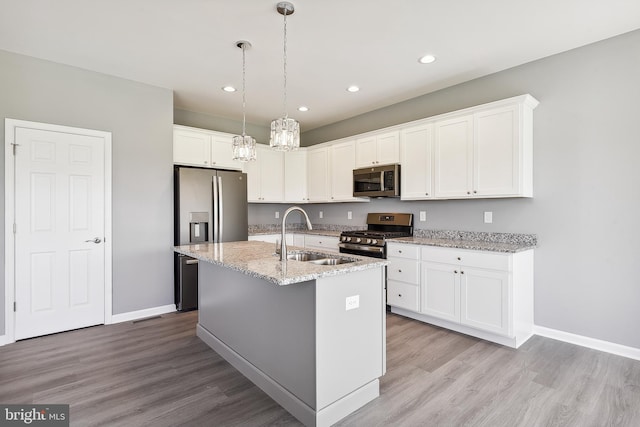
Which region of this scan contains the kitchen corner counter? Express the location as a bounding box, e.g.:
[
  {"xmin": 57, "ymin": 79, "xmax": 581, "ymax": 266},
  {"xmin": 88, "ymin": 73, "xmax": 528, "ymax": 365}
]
[
  {"xmin": 388, "ymin": 230, "xmax": 537, "ymax": 253},
  {"xmin": 174, "ymin": 240, "xmax": 387, "ymax": 286}
]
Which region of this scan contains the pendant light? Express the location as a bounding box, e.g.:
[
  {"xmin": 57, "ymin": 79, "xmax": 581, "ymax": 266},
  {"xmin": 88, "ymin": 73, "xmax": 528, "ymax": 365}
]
[
  {"xmin": 270, "ymin": 2, "xmax": 300, "ymax": 151},
  {"xmin": 232, "ymin": 41, "xmax": 257, "ymax": 162}
]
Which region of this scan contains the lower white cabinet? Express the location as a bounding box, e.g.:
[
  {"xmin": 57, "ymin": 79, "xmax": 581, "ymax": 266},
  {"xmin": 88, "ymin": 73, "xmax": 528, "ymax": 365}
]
[
  {"xmin": 248, "ymin": 233, "xmax": 304, "ymax": 247},
  {"xmin": 387, "ymin": 242, "xmax": 533, "ymax": 348},
  {"xmin": 303, "ymin": 235, "xmax": 339, "ymax": 253}
]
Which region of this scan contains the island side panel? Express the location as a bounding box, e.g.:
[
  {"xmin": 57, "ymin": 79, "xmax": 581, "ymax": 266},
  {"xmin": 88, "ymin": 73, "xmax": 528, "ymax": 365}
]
[
  {"xmin": 198, "ymin": 261, "xmax": 317, "ymax": 409},
  {"xmin": 315, "ymin": 267, "xmax": 385, "ymax": 410}
]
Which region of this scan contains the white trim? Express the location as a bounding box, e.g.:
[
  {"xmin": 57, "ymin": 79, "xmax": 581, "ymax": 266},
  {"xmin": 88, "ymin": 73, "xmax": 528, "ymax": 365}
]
[
  {"xmin": 533, "ymin": 325, "xmax": 640, "ymax": 361},
  {"xmin": 0, "ymin": 334, "xmax": 10, "ymax": 346},
  {"xmin": 4, "ymin": 118, "xmax": 113, "ymax": 344},
  {"xmin": 110, "ymin": 304, "xmax": 177, "ymax": 324}
]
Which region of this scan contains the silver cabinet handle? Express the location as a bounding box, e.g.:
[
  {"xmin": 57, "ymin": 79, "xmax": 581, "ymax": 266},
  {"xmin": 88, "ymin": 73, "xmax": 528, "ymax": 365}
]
[
  {"xmin": 85, "ymin": 237, "xmax": 102, "ymax": 244},
  {"xmin": 185, "ymin": 259, "xmax": 199, "ymax": 265}
]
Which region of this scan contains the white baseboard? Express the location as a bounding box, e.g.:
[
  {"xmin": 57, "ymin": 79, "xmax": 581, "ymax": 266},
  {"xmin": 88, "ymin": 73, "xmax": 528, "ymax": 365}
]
[
  {"xmin": 0, "ymin": 334, "xmax": 10, "ymax": 347},
  {"xmin": 533, "ymin": 325, "xmax": 640, "ymax": 361},
  {"xmin": 110, "ymin": 304, "xmax": 177, "ymax": 324}
]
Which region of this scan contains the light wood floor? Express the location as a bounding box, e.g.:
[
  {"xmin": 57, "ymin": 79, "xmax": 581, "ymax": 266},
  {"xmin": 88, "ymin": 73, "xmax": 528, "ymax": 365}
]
[{"xmin": 1, "ymin": 311, "xmax": 639, "ymax": 426}]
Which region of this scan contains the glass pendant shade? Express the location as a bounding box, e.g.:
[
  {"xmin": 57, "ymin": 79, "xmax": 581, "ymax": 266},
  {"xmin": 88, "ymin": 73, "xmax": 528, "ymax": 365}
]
[
  {"xmin": 270, "ymin": 117, "xmax": 300, "ymax": 151},
  {"xmin": 232, "ymin": 134, "xmax": 257, "ymax": 162}
]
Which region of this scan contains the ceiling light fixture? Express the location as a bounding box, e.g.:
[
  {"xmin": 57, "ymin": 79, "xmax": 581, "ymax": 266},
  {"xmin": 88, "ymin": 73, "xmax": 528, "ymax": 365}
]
[
  {"xmin": 347, "ymin": 85, "xmax": 360, "ymax": 93},
  {"xmin": 222, "ymin": 86, "xmax": 236, "ymax": 92},
  {"xmin": 298, "ymin": 106, "xmax": 309, "ymax": 112},
  {"xmin": 270, "ymin": 2, "xmax": 300, "ymax": 152},
  {"xmin": 232, "ymin": 41, "xmax": 257, "ymax": 162},
  {"xmin": 418, "ymin": 54, "xmax": 436, "ymax": 64}
]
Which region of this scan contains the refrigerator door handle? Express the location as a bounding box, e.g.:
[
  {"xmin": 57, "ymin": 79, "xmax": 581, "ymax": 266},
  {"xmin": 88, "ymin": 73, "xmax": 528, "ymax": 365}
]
[
  {"xmin": 212, "ymin": 175, "xmax": 219, "ymax": 243},
  {"xmin": 218, "ymin": 176, "xmax": 224, "ymax": 242}
]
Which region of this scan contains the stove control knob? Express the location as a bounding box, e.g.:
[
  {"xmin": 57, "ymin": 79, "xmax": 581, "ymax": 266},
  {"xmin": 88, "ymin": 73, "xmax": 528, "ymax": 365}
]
[
  {"xmin": 346, "ymin": 237, "xmax": 352, "ymax": 242},
  {"xmin": 356, "ymin": 238, "xmax": 362, "ymax": 243},
  {"xmin": 372, "ymin": 239, "xmax": 378, "ymax": 245},
  {"xmin": 366, "ymin": 239, "xmax": 372, "ymax": 244},
  {"xmin": 341, "ymin": 236, "xmax": 347, "ymax": 242}
]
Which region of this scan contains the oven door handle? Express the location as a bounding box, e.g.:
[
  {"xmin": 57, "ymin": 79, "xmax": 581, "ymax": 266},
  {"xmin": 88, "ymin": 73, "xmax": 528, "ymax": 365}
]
[{"xmin": 339, "ymin": 243, "xmax": 385, "ymax": 254}]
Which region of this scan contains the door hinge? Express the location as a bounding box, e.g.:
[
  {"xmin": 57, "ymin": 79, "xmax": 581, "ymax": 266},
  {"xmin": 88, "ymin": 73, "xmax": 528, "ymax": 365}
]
[
  {"xmin": 11, "ymin": 143, "xmax": 20, "ymax": 156},
  {"xmin": 13, "ymin": 301, "xmax": 17, "ymax": 312},
  {"xmin": 13, "ymin": 223, "xmax": 16, "ymax": 234}
]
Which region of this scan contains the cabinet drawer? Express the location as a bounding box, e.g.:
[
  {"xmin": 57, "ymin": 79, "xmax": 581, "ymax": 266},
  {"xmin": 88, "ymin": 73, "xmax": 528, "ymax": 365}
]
[
  {"xmin": 387, "ymin": 243, "xmax": 419, "ymax": 260},
  {"xmin": 387, "ymin": 258, "xmax": 420, "ymax": 285},
  {"xmin": 304, "ymin": 235, "xmax": 339, "ymax": 253},
  {"xmin": 421, "ymin": 246, "xmax": 510, "ymax": 271},
  {"xmin": 387, "ymin": 280, "xmax": 419, "ymax": 312}
]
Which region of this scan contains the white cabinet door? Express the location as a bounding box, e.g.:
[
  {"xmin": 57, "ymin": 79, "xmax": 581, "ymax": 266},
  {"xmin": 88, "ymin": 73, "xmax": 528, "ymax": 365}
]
[
  {"xmin": 307, "ymin": 147, "xmax": 329, "ymax": 202},
  {"xmin": 460, "ymin": 267, "xmax": 510, "ymax": 336},
  {"xmin": 421, "ymin": 262, "xmax": 460, "ymax": 322},
  {"xmin": 304, "ymin": 235, "xmax": 339, "ymax": 253},
  {"xmin": 329, "ymin": 141, "xmax": 357, "ymax": 201},
  {"xmin": 355, "ymin": 132, "xmax": 400, "ymax": 167},
  {"xmin": 284, "ymin": 150, "xmax": 308, "ymax": 202},
  {"xmin": 173, "ymin": 128, "xmax": 211, "ymax": 167},
  {"xmin": 376, "ymin": 131, "xmax": 400, "ymax": 165},
  {"xmin": 387, "ymin": 280, "xmax": 420, "ymax": 312},
  {"xmin": 401, "ymin": 124, "xmax": 433, "ymax": 200},
  {"xmin": 474, "ymin": 105, "xmax": 520, "ymax": 196},
  {"xmin": 434, "ymin": 115, "xmax": 474, "ymax": 198},
  {"xmin": 246, "ymin": 145, "xmax": 284, "ymax": 202},
  {"xmin": 210, "ymin": 134, "xmax": 239, "ymax": 170}
]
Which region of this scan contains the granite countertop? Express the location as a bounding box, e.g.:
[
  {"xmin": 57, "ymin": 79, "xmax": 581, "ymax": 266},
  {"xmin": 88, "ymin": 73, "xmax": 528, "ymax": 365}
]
[
  {"xmin": 388, "ymin": 230, "xmax": 537, "ymax": 253},
  {"xmin": 174, "ymin": 241, "xmax": 387, "ymax": 286},
  {"xmin": 249, "ymin": 228, "xmax": 343, "ymax": 238}
]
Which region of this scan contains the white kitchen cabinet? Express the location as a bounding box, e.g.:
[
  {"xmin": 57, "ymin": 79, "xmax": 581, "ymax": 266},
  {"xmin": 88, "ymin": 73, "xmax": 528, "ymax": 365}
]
[
  {"xmin": 329, "ymin": 141, "xmax": 356, "ymax": 201},
  {"xmin": 246, "ymin": 144, "xmax": 284, "ymax": 202},
  {"xmin": 400, "ymin": 124, "xmax": 434, "ymax": 200},
  {"xmin": 434, "ymin": 115, "xmax": 474, "ymax": 198},
  {"xmin": 284, "ymin": 149, "xmax": 308, "ymax": 203},
  {"xmin": 432, "ymin": 96, "xmax": 537, "ymax": 199},
  {"xmin": 388, "ymin": 244, "xmax": 534, "ymax": 348},
  {"xmin": 387, "ymin": 243, "xmax": 420, "ymax": 312},
  {"xmin": 173, "ymin": 125, "xmax": 242, "ymax": 170},
  {"xmin": 304, "ymin": 235, "xmax": 339, "ymax": 253},
  {"xmin": 355, "ymin": 131, "xmax": 400, "ymax": 167},
  {"xmin": 306, "ymin": 146, "xmax": 329, "ymax": 202},
  {"xmin": 248, "ymin": 233, "xmax": 302, "ymax": 246}
]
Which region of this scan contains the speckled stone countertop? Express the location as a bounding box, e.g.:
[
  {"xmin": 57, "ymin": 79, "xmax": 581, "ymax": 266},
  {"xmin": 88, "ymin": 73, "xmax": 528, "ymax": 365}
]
[
  {"xmin": 248, "ymin": 224, "xmax": 363, "ymax": 237},
  {"xmin": 388, "ymin": 229, "xmax": 537, "ymax": 253},
  {"xmin": 174, "ymin": 241, "xmax": 387, "ymax": 286}
]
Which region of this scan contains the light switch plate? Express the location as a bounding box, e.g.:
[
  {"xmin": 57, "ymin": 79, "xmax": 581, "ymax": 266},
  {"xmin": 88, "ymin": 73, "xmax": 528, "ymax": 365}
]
[
  {"xmin": 346, "ymin": 295, "xmax": 359, "ymax": 311},
  {"xmin": 347, "ymin": 211, "xmax": 352, "ymax": 220},
  {"xmin": 484, "ymin": 211, "xmax": 493, "ymax": 223},
  {"xmin": 319, "ymin": 211, "xmax": 323, "ymax": 219},
  {"xmin": 275, "ymin": 211, "xmax": 280, "ymax": 219},
  {"xmin": 419, "ymin": 211, "xmax": 426, "ymax": 222}
]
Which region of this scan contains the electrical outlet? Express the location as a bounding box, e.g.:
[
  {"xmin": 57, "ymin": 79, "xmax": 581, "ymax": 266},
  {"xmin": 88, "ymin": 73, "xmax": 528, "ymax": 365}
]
[
  {"xmin": 347, "ymin": 211, "xmax": 352, "ymax": 220},
  {"xmin": 419, "ymin": 211, "xmax": 426, "ymax": 222},
  {"xmin": 319, "ymin": 211, "xmax": 323, "ymax": 219},
  {"xmin": 275, "ymin": 211, "xmax": 280, "ymax": 219},
  {"xmin": 484, "ymin": 211, "xmax": 493, "ymax": 224},
  {"xmin": 345, "ymin": 295, "xmax": 360, "ymax": 311}
]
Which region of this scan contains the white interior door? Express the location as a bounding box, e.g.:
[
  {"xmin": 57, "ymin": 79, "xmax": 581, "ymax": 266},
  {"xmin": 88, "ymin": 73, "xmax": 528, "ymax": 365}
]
[{"xmin": 14, "ymin": 126, "xmax": 106, "ymax": 340}]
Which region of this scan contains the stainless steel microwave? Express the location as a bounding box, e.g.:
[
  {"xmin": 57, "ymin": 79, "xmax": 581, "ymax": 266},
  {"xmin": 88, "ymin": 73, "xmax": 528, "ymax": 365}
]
[{"xmin": 353, "ymin": 164, "xmax": 400, "ymax": 198}]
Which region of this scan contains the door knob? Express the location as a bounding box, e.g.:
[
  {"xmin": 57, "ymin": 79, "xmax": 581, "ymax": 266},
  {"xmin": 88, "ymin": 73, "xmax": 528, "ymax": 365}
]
[{"xmin": 85, "ymin": 237, "xmax": 102, "ymax": 244}]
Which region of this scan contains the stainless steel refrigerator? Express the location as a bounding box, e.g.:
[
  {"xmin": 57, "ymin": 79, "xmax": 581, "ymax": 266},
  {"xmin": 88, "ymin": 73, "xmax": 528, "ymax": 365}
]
[{"xmin": 174, "ymin": 166, "xmax": 248, "ymax": 311}]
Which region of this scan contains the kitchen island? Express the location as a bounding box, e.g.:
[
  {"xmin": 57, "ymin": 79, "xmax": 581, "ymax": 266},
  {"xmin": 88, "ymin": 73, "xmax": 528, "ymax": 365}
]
[{"xmin": 174, "ymin": 241, "xmax": 388, "ymax": 427}]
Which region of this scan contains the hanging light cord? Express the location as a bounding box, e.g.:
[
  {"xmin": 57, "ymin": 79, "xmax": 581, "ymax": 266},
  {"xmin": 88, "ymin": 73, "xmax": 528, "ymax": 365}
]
[
  {"xmin": 241, "ymin": 43, "xmax": 247, "ymax": 136},
  {"xmin": 282, "ymin": 8, "xmax": 289, "ymax": 119}
]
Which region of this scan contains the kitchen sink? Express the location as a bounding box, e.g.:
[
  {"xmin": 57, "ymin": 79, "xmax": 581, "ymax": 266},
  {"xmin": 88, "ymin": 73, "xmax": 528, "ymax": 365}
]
[
  {"xmin": 286, "ymin": 252, "xmax": 327, "ymax": 261},
  {"xmin": 308, "ymin": 257, "xmax": 355, "ymax": 265}
]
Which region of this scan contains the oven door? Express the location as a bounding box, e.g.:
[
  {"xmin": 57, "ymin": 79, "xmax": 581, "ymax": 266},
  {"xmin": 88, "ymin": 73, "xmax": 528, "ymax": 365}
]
[{"xmin": 339, "ymin": 243, "xmax": 385, "ymax": 259}]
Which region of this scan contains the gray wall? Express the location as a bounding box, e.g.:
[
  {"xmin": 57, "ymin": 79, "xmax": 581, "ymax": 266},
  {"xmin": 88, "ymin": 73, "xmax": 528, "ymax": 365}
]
[
  {"xmin": 1, "ymin": 49, "xmax": 174, "ymax": 335},
  {"xmin": 250, "ymin": 29, "xmax": 640, "ymax": 350}
]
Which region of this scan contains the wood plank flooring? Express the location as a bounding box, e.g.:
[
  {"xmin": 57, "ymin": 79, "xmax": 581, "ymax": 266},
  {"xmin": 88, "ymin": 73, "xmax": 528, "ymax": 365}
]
[{"xmin": 1, "ymin": 311, "xmax": 639, "ymax": 426}]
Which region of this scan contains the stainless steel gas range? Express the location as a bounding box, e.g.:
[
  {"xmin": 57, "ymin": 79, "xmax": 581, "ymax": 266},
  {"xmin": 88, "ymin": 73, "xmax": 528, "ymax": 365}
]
[{"xmin": 339, "ymin": 213, "xmax": 413, "ymax": 259}]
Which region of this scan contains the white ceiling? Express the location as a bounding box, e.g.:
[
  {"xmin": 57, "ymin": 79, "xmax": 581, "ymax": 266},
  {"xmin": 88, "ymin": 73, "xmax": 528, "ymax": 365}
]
[{"xmin": 2, "ymin": 0, "xmax": 640, "ymax": 131}]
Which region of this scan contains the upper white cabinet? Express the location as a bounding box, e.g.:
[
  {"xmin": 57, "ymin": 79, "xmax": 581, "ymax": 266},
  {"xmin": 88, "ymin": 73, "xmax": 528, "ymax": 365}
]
[
  {"xmin": 173, "ymin": 125, "xmax": 242, "ymax": 170},
  {"xmin": 355, "ymin": 131, "xmax": 400, "ymax": 167},
  {"xmin": 328, "ymin": 140, "xmax": 369, "ymax": 202},
  {"xmin": 246, "ymin": 144, "xmax": 284, "ymax": 202},
  {"xmin": 284, "ymin": 149, "xmax": 308, "ymax": 203},
  {"xmin": 432, "ymin": 96, "xmax": 537, "ymax": 199},
  {"xmin": 307, "ymin": 146, "xmax": 329, "ymax": 202},
  {"xmin": 401, "ymin": 124, "xmax": 434, "ymax": 200}
]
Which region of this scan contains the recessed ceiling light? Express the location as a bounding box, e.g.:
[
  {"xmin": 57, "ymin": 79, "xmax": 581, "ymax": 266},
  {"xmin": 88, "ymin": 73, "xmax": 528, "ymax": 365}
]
[
  {"xmin": 347, "ymin": 85, "xmax": 360, "ymax": 93},
  {"xmin": 298, "ymin": 106, "xmax": 309, "ymax": 112},
  {"xmin": 418, "ymin": 55, "xmax": 436, "ymax": 64},
  {"xmin": 222, "ymin": 86, "xmax": 236, "ymax": 92}
]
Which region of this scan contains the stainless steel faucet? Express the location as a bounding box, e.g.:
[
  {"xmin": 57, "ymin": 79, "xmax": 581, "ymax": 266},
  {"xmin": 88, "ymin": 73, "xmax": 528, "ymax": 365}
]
[{"xmin": 280, "ymin": 206, "xmax": 313, "ymax": 261}]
